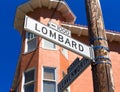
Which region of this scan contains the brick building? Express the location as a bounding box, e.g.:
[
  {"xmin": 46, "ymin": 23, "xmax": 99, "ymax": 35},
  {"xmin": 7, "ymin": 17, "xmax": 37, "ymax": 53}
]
[{"xmin": 11, "ymin": 0, "xmax": 120, "ymax": 92}]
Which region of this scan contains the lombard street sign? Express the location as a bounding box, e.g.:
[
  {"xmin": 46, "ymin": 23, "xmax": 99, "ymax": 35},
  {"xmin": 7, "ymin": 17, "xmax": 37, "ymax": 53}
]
[{"xmin": 24, "ymin": 16, "xmax": 94, "ymax": 60}]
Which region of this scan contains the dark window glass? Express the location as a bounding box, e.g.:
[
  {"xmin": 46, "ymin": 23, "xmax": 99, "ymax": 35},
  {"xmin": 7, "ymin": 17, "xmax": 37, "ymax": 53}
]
[
  {"xmin": 24, "ymin": 83, "xmax": 34, "ymax": 92},
  {"xmin": 25, "ymin": 69, "xmax": 34, "ymax": 83}
]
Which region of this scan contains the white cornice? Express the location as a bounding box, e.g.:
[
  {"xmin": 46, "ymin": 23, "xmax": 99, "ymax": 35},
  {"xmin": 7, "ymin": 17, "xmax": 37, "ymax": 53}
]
[
  {"xmin": 61, "ymin": 23, "xmax": 120, "ymax": 43},
  {"xmin": 14, "ymin": 0, "xmax": 76, "ymax": 33}
]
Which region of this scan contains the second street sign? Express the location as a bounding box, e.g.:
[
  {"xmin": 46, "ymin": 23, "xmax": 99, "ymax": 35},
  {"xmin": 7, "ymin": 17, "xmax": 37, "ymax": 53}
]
[
  {"xmin": 58, "ymin": 58, "xmax": 92, "ymax": 92},
  {"xmin": 67, "ymin": 57, "xmax": 80, "ymax": 73},
  {"xmin": 24, "ymin": 16, "xmax": 94, "ymax": 60}
]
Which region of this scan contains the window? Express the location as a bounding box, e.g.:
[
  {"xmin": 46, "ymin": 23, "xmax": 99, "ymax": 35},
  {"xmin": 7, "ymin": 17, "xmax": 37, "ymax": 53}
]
[
  {"xmin": 61, "ymin": 48, "xmax": 68, "ymax": 59},
  {"xmin": 43, "ymin": 67, "xmax": 56, "ymax": 92},
  {"xmin": 23, "ymin": 69, "xmax": 35, "ymax": 92},
  {"xmin": 25, "ymin": 32, "xmax": 37, "ymax": 53},
  {"xmin": 42, "ymin": 39, "xmax": 56, "ymax": 50},
  {"xmin": 16, "ymin": 88, "xmax": 18, "ymax": 92}
]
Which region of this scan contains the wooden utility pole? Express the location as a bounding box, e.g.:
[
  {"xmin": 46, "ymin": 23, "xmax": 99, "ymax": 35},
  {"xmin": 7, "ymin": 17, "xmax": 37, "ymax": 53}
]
[{"xmin": 85, "ymin": 0, "xmax": 115, "ymax": 92}]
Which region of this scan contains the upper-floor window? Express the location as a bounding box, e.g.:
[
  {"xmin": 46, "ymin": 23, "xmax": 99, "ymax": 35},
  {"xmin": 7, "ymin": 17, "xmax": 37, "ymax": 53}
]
[
  {"xmin": 42, "ymin": 39, "xmax": 56, "ymax": 50},
  {"xmin": 23, "ymin": 69, "xmax": 35, "ymax": 92},
  {"xmin": 43, "ymin": 67, "xmax": 57, "ymax": 92},
  {"xmin": 25, "ymin": 32, "xmax": 37, "ymax": 53}
]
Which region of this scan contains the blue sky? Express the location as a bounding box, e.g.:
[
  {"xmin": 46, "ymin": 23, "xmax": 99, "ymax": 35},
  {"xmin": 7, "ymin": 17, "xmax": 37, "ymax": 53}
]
[{"xmin": 0, "ymin": 0, "xmax": 120, "ymax": 92}]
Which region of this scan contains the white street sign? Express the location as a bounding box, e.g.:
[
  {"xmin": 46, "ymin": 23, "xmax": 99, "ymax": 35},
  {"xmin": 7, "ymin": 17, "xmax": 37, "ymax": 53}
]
[
  {"xmin": 48, "ymin": 22, "xmax": 71, "ymax": 37},
  {"xmin": 58, "ymin": 58, "xmax": 92, "ymax": 92},
  {"xmin": 24, "ymin": 16, "xmax": 94, "ymax": 60}
]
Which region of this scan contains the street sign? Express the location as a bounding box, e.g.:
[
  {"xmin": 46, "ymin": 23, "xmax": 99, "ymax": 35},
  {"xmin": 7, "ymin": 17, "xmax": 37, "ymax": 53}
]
[
  {"xmin": 58, "ymin": 58, "xmax": 92, "ymax": 92},
  {"xmin": 67, "ymin": 57, "xmax": 80, "ymax": 73},
  {"xmin": 24, "ymin": 16, "xmax": 94, "ymax": 60},
  {"xmin": 48, "ymin": 22, "xmax": 71, "ymax": 37}
]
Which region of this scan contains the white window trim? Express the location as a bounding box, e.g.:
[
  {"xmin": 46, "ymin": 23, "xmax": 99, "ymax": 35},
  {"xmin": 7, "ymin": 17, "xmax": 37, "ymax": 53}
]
[
  {"xmin": 21, "ymin": 72, "xmax": 25, "ymax": 92},
  {"xmin": 21, "ymin": 68, "xmax": 36, "ymax": 92},
  {"xmin": 42, "ymin": 66, "xmax": 57, "ymax": 92},
  {"xmin": 64, "ymin": 86, "xmax": 71, "ymax": 92},
  {"xmin": 41, "ymin": 39, "xmax": 57, "ymax": 50},
  {"xmin": 61, "ymin": 48, "xmax": 68, "ymax": 59},
  {"xmin": 24, "ymin": 34, "xmax": 28, "ymax": 53},
  {"xmin": 67, "ymin": 87, "xmax": 71, "ymax": 92},
  {"xmin": 24, "ymin": 32, "xmax": 37, "ymax": 54}
]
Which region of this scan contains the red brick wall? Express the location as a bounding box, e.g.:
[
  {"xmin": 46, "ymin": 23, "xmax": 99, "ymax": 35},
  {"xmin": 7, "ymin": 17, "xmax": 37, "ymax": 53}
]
[
  {"xmin": 17, "ymin": 7, "xmax": 120, "ymax": 92},
  {"xmin": 109, "ymin": 42, "xmax": 120, "ymax": 92}
]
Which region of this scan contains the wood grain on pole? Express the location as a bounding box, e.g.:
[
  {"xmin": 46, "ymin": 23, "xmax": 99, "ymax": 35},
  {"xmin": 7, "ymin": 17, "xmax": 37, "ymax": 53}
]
[{"xmin": 85, "ymin": 0, "xmax": 115, "ymax": 92}]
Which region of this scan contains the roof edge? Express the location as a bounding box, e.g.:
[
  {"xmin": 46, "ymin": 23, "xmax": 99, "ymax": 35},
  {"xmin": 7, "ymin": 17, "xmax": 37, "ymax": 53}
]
[
  {"xmin": 61, "ymin": 23, "xmax": 120, "ymax": 43},
  {"xmin": 14, "ymin": 0, "xmax": 76, "ymax": 33}
]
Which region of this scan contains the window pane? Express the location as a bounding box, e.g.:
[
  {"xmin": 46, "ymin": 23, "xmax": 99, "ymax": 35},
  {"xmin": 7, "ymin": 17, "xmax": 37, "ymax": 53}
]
[
  {"xmin": 44, "ymin": 68, "xmax": 55, "ymax": 80},
  {"xmin": 27, "ymin": 32, "xmax": 36, "ymax": 40},
  {"xmin": 28, "ymin": 32, "xmax": 31, "ymax": 40},
  {"xmin": 28, "ymin": 38, "xmax": 36, "ymax": 52},
  {"xmin": 43, "ymin": 39, "xmax": 56, "ymax": 49},
  {"xmin": 43, "ymin": 81, "xmax": 56, "ymax": 92},
  {"xmin": 25, "ymin": 70, "xmax": 34, "ymax": 83},
  {"xmin": 26, "ymin": 32, "xmax": 37, "ymax": 52},
  {"xmin": 24, "ymin": 83, "xmax": 34, "ymax": 92}
]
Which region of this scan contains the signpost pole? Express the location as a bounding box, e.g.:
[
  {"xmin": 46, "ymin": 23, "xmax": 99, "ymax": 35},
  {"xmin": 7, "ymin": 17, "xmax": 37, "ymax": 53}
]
[{"xmin": 85, "ymin": 0, "xmax": 115, "ymax": 92}]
